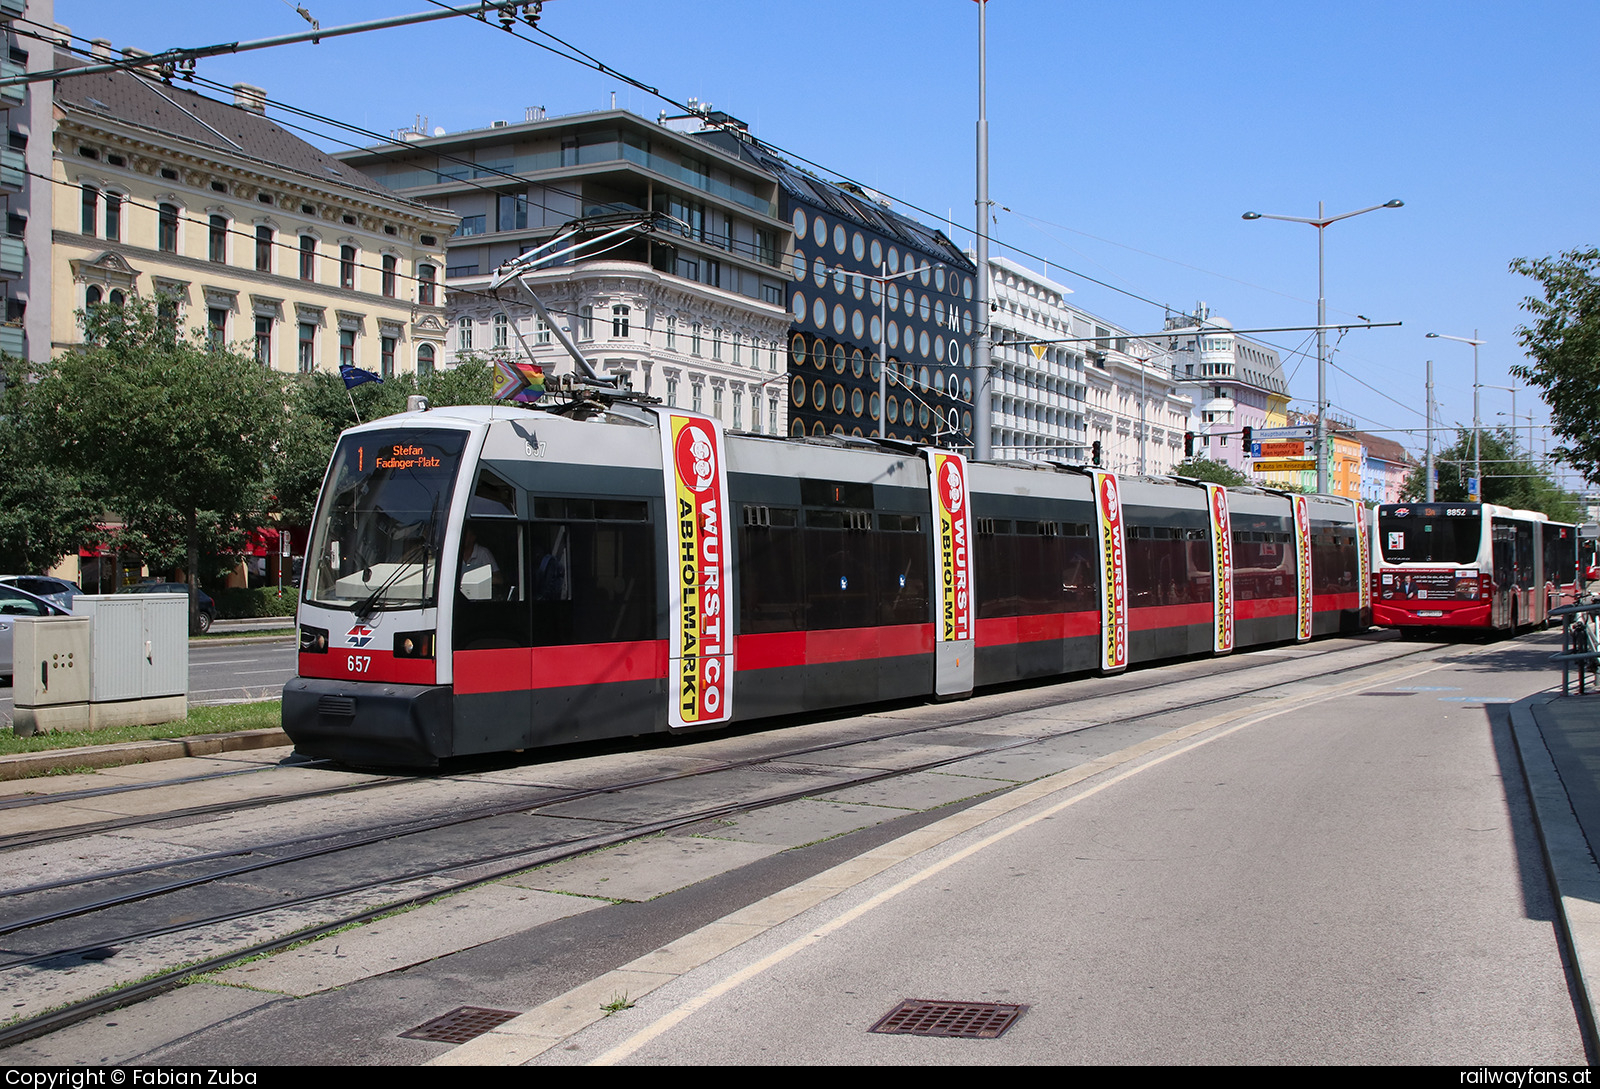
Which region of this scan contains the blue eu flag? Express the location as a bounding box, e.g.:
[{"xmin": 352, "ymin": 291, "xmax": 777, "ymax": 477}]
[{"xmin": 340, "ymin": 363, "xmax": 383, "ymax": 389}]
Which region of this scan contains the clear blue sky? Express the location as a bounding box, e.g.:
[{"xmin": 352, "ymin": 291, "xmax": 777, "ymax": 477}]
[{"xmin": 56, "ymin": 1, "xmax": 1600, "ymax": 483}]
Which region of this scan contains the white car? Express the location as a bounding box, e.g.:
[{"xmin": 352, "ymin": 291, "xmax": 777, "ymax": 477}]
[{"xmin": 0, "ymin": 584, "xmax": 69, "ymax": 687}]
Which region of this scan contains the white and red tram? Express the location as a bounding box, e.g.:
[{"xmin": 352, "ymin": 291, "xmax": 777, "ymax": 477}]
[{"xmin": 285, "ymin": 404, "xmax": 1369, "ymax": 766}]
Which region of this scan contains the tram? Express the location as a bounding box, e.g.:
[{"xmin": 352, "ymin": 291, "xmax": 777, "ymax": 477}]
[
  {"xmin": 284, "ymin": 403, "xmax": 1370, "ymax": 766},
  {"xmin": 1371, "ymin": 501, "xmax": 1552, "ymax": 632}
]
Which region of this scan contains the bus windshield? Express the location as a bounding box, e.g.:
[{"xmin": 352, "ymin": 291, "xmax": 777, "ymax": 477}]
[
  {"xmin": 1378, "ymin": 505, "xmax": 1484, "ymax": 565},
  {"xmin": 305, "ymin": 429, "xmax": 467, "ymax": 612}
]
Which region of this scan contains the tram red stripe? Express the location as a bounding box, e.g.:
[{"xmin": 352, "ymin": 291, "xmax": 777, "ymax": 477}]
[
  {"xmin": 1236, "ymin": 595, "xmax": 1296, "ymax": 620},
  {"xmin": 455, "ymin": 640, "xmax": 668, "ymax": 694},
  {"xmin": 298, "ymin": 649, "xmax": 435, "ymax": 685},
  {"xmin": 976, "ymin": 611, "xmax": 1099, "ymax": 647},
  {"xmin": 735, "ymin": 624, "xmax": 934, "ymax": 671},
  {"xmin": 1314, "ymin": 591, "xmax": 1360, "ymax": 611},
  {"xmin": 1129, "ymin": 602, "xmax": 1213, "ymax": 630}
]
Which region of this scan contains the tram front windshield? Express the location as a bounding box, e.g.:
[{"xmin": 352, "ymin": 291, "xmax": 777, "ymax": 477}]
[
  {"xmin": 305, "ymin": 429, "xmax": 467, "ymax": 611},
  {"xmin": 1378, "ymin": 506, "xmax": 1484, "ymax": 565}
]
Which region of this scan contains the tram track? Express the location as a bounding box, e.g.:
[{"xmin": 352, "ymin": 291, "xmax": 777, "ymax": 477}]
[
  {"xmin": 0, "ymin": 630, "xmax": 1415, "ymax": 919},
  {"xmin": 0, "ymin": 632, "xmax": 1448, "ymax": 1048}
]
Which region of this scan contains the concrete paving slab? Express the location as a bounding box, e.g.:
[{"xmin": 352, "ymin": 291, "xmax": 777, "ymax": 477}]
[
  {"xmin": 686, "ymin": 798, "xmax": 901, "ymax": 848},
  {"xmin": 214, "ymin": 884, "xmax": 607, "ymax": 996},
  {"xmin": 509, "ymin": 834, "xmax": 781, "ymax": 902},
  {"xmin": 934, "ymin": 742, "xmax": 1096, "ymax": 782},
  {"xmin": 535, "ymin": 765, "xmax": 848, "ymax": 824},
  {"xmin": 811, "ymin": 768, "xmax": 1008, "ymax": 811},
  {"xmin": 0, "ymin": 980, "xmax": 282, "ymax": 1065},
  {"xmin": 465, "ymin": 750, "xmax": 722, "ymax": 792},
  {"xmin": 786, "ymin": 739, "xmax": 980, "ymax": 771},
  {"xmin": 624, "ymin": 920, "xmax": 764, "ymax": 976}
]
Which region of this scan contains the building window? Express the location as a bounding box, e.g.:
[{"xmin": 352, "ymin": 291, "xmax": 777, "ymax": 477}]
[
  {"xmin": 666, "ymin": 376, "xmax": 678, "ymax": 407},
  {"xmin": 209, "ymin": 215, "xmax": 228, "ymax": 263},
  {"xmin": 255, "ymin": 226, "xmax": 273, "ymax": 273},
  {"xmin": 298, "ymin": 322, "xmax": 316, "ymax": 372},
  {"xmin": 712, "ymin": 327, "xmax": 723, "ymax": 361},
  {"xmin": 382, "ymin": 254, "xmax": 397, "ymax": 298},
  {"xmin": 458, "ymin": 316, "xmax": 472, "ymax": 351},
  {"xmin": 497, "ymin": 193, "xmax": 528, "ymax": 232},
  {"xmin": 578, "ymin": 305, "xmax": 593, "ymax": 339},
  {"xmin": 535, "ymin": 317, "xmax": 550, "ymax": 345},
  {"xmin": 104, "ymin": 192, "xmax": 122, "ymax": 241},
  {"xmin": 81, "ymin": 186, "xmax": 98, "ymax": 236},
  {"xmin": 665, "ymin": 316, "xmax": 677, "ymax": 350},
  {"xmin": 417, "ymin": 264, "xmax": 436, "ymax": 305},
  {"xmin": 255, "ymin": 317, "xmax": 271, "ymax": 365},
  {"xmin": 769, "ymin": 397, "xmax": 777, "ymax": 434},
  {"xmin": 85, "ymin": 285, "xmax": 103, "ymax": 307},
  {"xmin": 493, "ymin": 312, "xmax": 508, "ymax": 349},
  {"xmin": 299, "ymin": 235, "xmax": 316, "ymax": 281},
  {"xmin": 207, "ymin": 307, "xmax": 226, "ymax": 347},
  {"xmin": 691, "ymin": 322, "xmax": 702, "ymax": 356},
  {"xmin": 611, "ymin": 304, "xmax": 630, "ymax": 338},
  {"xmin": 692, "ymin": 383, "xmax": 703, "ymax": 413},
  {"xmin": 380, "ymin": 335, "xmax": 396, "ymax": 378},
  {"xmin": 713, "ymin": 385, "xmax": 723, "ymax": 420},
  {"xmin": 339, "ymin": 328, "xmax": 355, "ymax": 367},
  {"xmin": 158, "ymin": 203, "xmax": 178, "ymax": 252},
  {"xmin": 732, "ymin": 331, "xmax": 741, "ymax": 365},
  {"xmin": 732, "ymin": 388, "xmax": 742, "ymax": 430},
  {"xmin": 340, "ymin": 245, "xmax": 356, "ymax": 291},
  {"xmin": 417, "ymin": 343, "xmax": 436, "ymax": 377}
]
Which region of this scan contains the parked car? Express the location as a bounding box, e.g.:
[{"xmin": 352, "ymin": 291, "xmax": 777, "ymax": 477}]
[
  {"xmin": 0, "ymin": 584, "xmax": 69, "ymax": 686},
  {"xmin": 117, "ymin": 582, "xmax": 217, "ymax": 633},
  {"xmin": 0, "ymin": 575, "xmax": 83, "ymax": 612}
]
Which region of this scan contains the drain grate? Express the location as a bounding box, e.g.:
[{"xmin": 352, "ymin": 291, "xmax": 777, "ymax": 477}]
[
  {"xmin": 400, "ymin": 1006, "xmax": 520, "ymax": 1044},
  {"xmin": 869, "ymin": 999, "xmax": 1027, "ymax": 1039}
]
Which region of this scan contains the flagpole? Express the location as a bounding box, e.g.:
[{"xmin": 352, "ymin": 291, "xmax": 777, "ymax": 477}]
[{"xmin": 347, "ymin": 386, "xmax": 362, "ymax": 424}]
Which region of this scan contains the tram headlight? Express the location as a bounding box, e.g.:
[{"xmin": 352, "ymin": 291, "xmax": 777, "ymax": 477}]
[
  {"xmin": 299, "ymin": 624, "xmax": 329, "ymax": 654},
  {"xmin": 394, "ymin": 630, "xmax": 435, "ymax": 659}
]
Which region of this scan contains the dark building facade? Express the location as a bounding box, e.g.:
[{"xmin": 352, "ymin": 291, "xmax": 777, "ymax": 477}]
[{"xmin": 700, "ymin": 129, "xmax": 976, "ymax": 445}]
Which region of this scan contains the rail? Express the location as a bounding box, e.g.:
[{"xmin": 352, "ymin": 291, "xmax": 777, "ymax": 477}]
[{"xmin": 1550, "ymin": 600, "xmax": 1600, "ymax": 695}]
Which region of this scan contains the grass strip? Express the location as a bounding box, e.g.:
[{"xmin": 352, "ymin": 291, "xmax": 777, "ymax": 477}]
[{"xmin": 0, "ymin": 701, "xmax": 282, "ymax": 755}]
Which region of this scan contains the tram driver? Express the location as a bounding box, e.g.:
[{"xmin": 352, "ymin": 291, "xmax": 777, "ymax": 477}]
[{"xmin": 459, "ymin": 526, "xmax": 503, "ymax": 600}]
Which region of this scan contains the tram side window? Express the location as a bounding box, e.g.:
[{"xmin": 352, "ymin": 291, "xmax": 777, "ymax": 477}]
[
  {"xmin": 804, "ymin": 508, "xmax": 877, "ymax": 630},
  {"xmin": 1126, "ymin": 524, "xmax": 1211, "ymax": 607},
  {"xmin": 976, "ymin": 519, "xmax": 1096, "ymax": 619},
  {"xmin": 1231, "ymin": 530, "xmax": 1293, "ymax": 600},
  {"xmin": 1311, "ymin": 527, "xmax": 1359, "ymax": 595},
  {"xmin": 528, "ymin": 497, "xmax": 655, "ymax": 647},
  {"xmin": 739, "ymin": 506, "xmax": 805, "ymax": 634},
  {"xmin": 453, "ymin": 517, "xmax": 526, "ymax": 650},
  {"xmin": 878, "ymin": 512, "xmax": 929, "ymax": 625}
]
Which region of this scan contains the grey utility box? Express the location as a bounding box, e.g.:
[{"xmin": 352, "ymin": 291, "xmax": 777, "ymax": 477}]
[
  {"xmin": 11, "ymin": 615, "xmax": 92, "ymax": 736},
  {"xmin": 72, "ymin": 593, "xmax": 189, "ymax": 728}
]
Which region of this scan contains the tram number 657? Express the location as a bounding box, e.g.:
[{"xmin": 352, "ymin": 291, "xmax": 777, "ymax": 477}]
[{"xmin": 347, "ymin": 655, "xmax": 372, "ymax": 673}]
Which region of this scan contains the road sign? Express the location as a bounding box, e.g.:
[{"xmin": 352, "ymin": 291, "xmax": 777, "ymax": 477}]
[
  {"xmin": 1251, "ymin": 439, "xmax": 1310, "ymax": 459},
  {"xmin": 1468, "ymin": 476, "xmax": 1480, "ymax": 502},
  {"xmin": 1253, "ymin": 458, "xmax": 1317, "ymax": 472},
  {"xmin": 1254, "ymin": 426, "xmax": 1314, "ymax": 441}
]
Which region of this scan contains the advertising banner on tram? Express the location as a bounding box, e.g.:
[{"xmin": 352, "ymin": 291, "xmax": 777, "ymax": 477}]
[
  {"xmin": 1293, "ymin": 494, "xmax": 1313, "ymax": 641},
  {"xmin": 1205, "ymin": 483, "xmax": 1235, "ymax": 654},
  {"xmin": 1356, "ymin": 502, "xmax": 1371, "ymax": 613},
  {"xmin": 928, "ymin": 451, "xmax": 973, "ymax": 644},
  {"xmin": 1090, "ymin": 470, "xmax": 1129, "ymax": 672},
  {"xmin": 657, "ymin": 410, "xmax": 733, "ymax": 729}
]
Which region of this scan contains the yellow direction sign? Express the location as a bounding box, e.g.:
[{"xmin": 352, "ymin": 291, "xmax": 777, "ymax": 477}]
[{"xmin": 1253, "ymin": 458, "xmax": 1317, "ymax": 473}]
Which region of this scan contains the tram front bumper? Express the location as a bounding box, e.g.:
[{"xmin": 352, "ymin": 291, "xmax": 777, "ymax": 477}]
[{"xmin": 282, "ymin": 676, "xmax": 454, "ymax": 767}]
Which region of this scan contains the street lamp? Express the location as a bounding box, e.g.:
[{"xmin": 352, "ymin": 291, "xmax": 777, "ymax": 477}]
[
  {"xmin": 1426, "ymin": 331, "xmax": 1486, "ymax": 497},
  {"xmin": 1242, "ymin": 199, "xmax": 1404, "ymax": 493}
]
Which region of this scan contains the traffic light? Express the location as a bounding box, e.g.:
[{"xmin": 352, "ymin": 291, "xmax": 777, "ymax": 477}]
[
  {"xmin": 1241, "ymin": 425, "xmax": 1252, "ymax": 450},
  {"xmin": 1091, "ymin": 440, "xmax": 1102, "ymax": 467},
  {"xmin": 1184, "ymin": 431, "xmax": 1195, "ymax": 457}
]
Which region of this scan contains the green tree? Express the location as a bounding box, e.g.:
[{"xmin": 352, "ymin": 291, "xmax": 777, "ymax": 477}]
[
  {"xmin": 1510, "ymin": 247, "xmax": 1600, "ymax": 483},
  {"xmin": 1398, "ymin": 426, "xmax": 1582, "ymax": 521},
  {"xmin": 1171, "ymin": 457, "xmax": 1249, "ymax": 487},
  {"xmin": 0, "ymin": 358, "xmax": 101, "ymax": 573},
  {"xmin": 31, "ymin": 299, "xmax": 288, "ymax": 626}
]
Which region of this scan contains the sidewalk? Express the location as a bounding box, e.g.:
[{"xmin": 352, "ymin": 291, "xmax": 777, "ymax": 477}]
[{"xmin": 1511, "ymin": 691, "xmax": 1600, "ymax": 1049}]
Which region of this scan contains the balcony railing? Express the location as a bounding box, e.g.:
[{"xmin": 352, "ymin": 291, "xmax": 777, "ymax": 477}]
[
  {"xmin": 0, "ymin": 58, "xmax": 20, "ymax": 106},
  {"xmin": 0, "ymin": 234, "xmax": 24, "ymax": 277},
  {"xmin": 0, "ymin": 323, "xmax": 24, "ymax": 358},
  {"xmin": 0, "ymin": 147, "xmax": 22, "ymax": 191}
]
